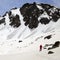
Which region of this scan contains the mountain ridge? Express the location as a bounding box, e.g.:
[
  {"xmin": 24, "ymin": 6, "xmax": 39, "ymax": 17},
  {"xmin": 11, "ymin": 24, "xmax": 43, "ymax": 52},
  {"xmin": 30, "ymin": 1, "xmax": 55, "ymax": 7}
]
[{"xmin": 0, "ymin": 2, "xmax": 60, "ymax": 55}]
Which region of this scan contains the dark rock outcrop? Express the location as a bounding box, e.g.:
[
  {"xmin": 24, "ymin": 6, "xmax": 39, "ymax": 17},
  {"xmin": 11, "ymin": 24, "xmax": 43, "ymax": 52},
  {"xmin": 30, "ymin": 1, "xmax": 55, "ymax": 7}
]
[
  {"xmin": 20, "ymin": 2, "xmax": 41, "ymax": 29},
  {"xmin": 0, "ymin": 18, "xmax": 5, "ymax": 25},
  {"xmin": 48, "ymin": 41, "xmax": 60, "ymax": 50},
  {"xmin": 48, "ymin": 51, "xmax": 54, "ymax": 54},
  {"xmin": 18, "ymin": 40, "xmax": 22, "ymax": 43},
  {"xmin": 1, "ymin": 2, "xmax": 60, "ymax": 29},
  {"xmin": 44, "ymin": 35, "xmax": 52, "ymax": 39},
  {"xmin": 9, "ymin": 14, "xmax": 21, "ymax": 27},
  {"xmin": 52, "ymin": 41, "xmax": 60, "ymax": 48},
  {"xmin": 40, "ymin": 18, "xmax": 50, "ymax": 25}
]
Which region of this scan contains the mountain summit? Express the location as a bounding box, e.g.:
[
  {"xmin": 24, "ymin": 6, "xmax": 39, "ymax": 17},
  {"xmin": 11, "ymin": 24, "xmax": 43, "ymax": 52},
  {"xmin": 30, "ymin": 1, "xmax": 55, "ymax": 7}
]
[
  {"xmin": 0, "ymin": 2, "xmax": 60, "ymax": 56},
  {"xmin": 1, "ymin": 2, "xmax": 60, "ymax": 28}
]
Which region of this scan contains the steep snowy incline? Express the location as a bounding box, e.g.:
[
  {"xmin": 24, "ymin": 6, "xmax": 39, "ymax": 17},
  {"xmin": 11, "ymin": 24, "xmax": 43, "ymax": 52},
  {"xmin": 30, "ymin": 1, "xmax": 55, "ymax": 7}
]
[{"xmin": 0, "ymin": 2, "xmax": 60, "ymax": 55}]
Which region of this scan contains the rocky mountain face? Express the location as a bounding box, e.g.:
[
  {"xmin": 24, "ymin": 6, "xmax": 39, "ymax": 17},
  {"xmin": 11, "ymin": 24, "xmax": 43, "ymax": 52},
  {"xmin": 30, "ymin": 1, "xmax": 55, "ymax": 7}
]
[
  {"xmin": 0, "ymin": 2, "xmax": 60, "ymax": 55},
  {"xmin": 0, "ymin": 2, "xmax": 60, "ymax": 29}
]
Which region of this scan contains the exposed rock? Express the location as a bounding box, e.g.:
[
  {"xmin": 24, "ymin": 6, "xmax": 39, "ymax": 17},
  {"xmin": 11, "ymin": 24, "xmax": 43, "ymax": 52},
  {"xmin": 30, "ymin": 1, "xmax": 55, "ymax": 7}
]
[
  {"xmin": 20, "ymin": 2, "xmax": 40, "ymax": 29},
  {"xmin": 18, "ymin": 40, "xmax": 22, "ymax": 43},
  {"xmin": 1, "ymin": 2, "xmax": 60, "ymax": 29},
  {"xmin": 52, "ymin": 12, "xmax": 60, "ymax": 22},
  {"xmin": 9, "ymin": 14, "xmax": 21, "ymax": 27},
  {"xmin": 48, "ymin": 41, "xmax": 60, "ymax": 50},
  {"xmin": 8, "ymin": 11, "xmax": 12, "ymax": 17},
  {"xmin": 48, "ymin": 51, "xmax": 54, "ymax": 54},
  {"xmin": 52, "ymin": 41, "xmax": 60, "ymax": 48},
  {"xmin": 40, "ymin": 18, "xmax": 50, "ymax": 25},
  {"xmin": 0, "ymin": 18, "xmax": 5, "ymax": 25},
  {"xmin": 48, "ymin": 47, "xmax": 52, "ymax": 50},
  {"xmin": 40, "ymin": 3, "xmax": 54, "ymax": 10},
  {"xmin": 44, "ymin": 35, "xmax": 52, "ymax": 39}
]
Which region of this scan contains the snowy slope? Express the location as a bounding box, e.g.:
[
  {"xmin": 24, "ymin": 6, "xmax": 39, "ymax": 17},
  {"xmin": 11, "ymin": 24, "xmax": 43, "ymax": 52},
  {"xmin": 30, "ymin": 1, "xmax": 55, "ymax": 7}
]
[
  {"xmin": 0, "ymin": 3, "xmax": 60, "ymax": 60},
  {"xmin": 0, "ymin": 30, "xmax": 60, "ymax": 60}
]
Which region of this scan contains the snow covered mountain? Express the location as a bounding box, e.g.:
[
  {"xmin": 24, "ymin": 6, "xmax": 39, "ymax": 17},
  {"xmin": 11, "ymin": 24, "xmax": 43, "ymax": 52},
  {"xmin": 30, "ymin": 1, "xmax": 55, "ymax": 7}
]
[{"xmin": 0, "ymin": 2, "xmax": 60, "ymax": 59}]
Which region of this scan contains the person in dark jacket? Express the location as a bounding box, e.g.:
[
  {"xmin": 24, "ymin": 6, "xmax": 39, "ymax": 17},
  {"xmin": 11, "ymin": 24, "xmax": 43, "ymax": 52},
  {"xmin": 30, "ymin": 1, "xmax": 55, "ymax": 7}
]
[{"xmin": 39, "ymin": 45, "xmax": 42, "ymax": 51}]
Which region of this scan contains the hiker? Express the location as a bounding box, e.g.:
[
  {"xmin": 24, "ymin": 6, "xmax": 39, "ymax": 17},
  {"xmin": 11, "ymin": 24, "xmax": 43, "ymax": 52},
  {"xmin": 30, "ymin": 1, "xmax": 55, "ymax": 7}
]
[{"xmin": 39, "ymin": 45, "xmax": 42, "ymax": 51}]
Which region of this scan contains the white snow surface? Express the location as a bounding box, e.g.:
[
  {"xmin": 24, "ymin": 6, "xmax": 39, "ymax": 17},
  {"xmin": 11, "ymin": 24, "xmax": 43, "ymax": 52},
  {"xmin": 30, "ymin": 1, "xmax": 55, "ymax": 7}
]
[{"xmin": 0, "ymin": 4, "xmax": 60, "ymax": 60}]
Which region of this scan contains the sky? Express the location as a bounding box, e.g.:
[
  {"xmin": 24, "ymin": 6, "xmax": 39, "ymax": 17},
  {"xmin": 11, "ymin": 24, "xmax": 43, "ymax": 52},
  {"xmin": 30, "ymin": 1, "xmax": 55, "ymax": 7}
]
[{"xmin": 0, "ymin": 0, "xmax": 60, "ymax": 16}]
